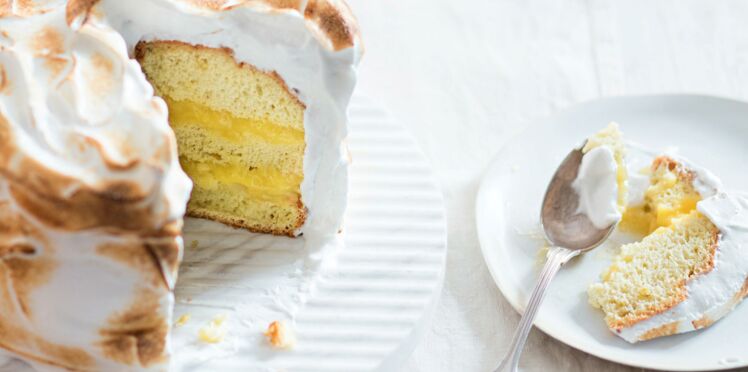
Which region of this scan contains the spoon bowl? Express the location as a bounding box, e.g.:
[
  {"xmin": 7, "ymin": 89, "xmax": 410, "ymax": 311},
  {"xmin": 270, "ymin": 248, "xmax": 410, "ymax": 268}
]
[{"xmin": 540, "ymin": 146, "xmax": 618, "ymax": 250}]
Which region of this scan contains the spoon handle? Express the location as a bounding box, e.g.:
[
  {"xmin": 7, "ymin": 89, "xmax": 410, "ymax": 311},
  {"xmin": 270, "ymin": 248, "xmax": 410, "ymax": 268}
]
[{"xmin": 494, "ymin": 246, "xmax": 580, "ymax": 372}]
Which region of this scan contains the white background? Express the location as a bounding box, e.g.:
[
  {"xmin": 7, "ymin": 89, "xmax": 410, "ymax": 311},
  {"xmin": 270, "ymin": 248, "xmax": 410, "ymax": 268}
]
[{"xmin": 346, "ymin": 1, "xmax": 748, "ymax": 371}]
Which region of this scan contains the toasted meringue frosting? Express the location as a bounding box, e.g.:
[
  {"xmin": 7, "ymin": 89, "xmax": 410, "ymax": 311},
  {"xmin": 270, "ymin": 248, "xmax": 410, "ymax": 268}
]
[{"xmin": 0, "ymin": 3, "xmax": 191, "ymax": 371}]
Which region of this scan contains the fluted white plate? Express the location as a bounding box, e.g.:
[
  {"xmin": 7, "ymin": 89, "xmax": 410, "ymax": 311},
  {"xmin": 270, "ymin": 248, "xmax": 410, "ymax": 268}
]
[
  {"xmin": 476, "ymin": 95, "xmax": 748, "ymax": 371},
  {"xmin": 1, "ymin": 96, "xmax": 447, "ymax": 372}
]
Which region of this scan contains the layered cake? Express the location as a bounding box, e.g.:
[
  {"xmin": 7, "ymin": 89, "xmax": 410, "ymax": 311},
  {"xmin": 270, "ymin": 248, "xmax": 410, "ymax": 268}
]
[
  {"xmin": 0, "ymin": 0, "xmax": 361, "ymax": 370},
  {"xmin": 589, "ymin": 156, "xmax": 748, "ymax": 342}
]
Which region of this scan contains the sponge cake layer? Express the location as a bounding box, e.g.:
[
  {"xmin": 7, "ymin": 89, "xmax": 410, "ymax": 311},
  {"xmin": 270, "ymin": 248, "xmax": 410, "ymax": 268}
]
[{"xmin": 136, "ymin": 40, "xmax": 307, "ymax": 235}]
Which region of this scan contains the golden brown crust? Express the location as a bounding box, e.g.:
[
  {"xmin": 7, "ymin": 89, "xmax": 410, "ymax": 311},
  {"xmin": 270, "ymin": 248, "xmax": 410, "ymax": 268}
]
[
  {"xmin": 691, "ymin": 315, "xmax": 714, "ymax": 330},
  {"xmin": 187, "ymin": 204, "xmax": 306, "ymax": 237},
  {"xmin": 609, "ymin": 282, "xmax": 688, "ymax": 331},
  {"xmin": 609, "ymin": 225, "xmax": 720, "ymax": 330},
  {"xmin": 639, "ymin": 321, "xmax": 679, "ymax": 341}
]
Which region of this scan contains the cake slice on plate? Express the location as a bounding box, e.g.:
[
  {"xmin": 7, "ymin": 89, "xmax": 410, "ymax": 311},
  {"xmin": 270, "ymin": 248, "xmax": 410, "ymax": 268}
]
[{"xmin": 589, "ymin": 156, "xmax": 748, "ymax": 342}]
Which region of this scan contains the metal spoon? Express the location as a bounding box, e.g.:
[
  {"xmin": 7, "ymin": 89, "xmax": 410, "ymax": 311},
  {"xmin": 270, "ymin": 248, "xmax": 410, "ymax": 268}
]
[{"xmin": 494, "ymin": 144, "xmax": 618, "ymax": 372}]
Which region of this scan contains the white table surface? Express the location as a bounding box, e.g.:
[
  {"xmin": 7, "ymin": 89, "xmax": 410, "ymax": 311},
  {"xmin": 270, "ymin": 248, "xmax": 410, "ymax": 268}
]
[{"xmin": 346, "ymin": 1, "xmax": 748, "ymax": 371}]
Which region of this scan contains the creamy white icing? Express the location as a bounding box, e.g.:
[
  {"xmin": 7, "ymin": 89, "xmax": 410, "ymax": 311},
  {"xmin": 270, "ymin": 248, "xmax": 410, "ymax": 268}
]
[
  {"xmin": 572, "ymin": 146, "xmax": 621, "ymax": 229},
  {"xmin": 626, "ymin": 171, "xmax": 649, "ymax": 206},
  {"xmin": 622, "ymin": 148, "xmax": 652, "ymax": 206},
  {"xmin": 95, "ymin": 0, "xmax": 362, "ymax": 238},
  {"xmin": 619, "ymin": 192, "xmax": 748, "ymax": 343}
]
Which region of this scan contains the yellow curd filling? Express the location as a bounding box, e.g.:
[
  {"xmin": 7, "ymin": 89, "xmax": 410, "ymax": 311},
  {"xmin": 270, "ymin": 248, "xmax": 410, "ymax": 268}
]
[
  {"xmin": 615, "ymin": 154, "xmax": 627, "ymax": 212},
  {"xmin": 181, "ymin": 161, "xmax": 302, "ymax": 204},
  {"xmin": 164, "ymin": 97, "xmax": 304, "ymax": 145},
  {"xmin": 620, "ymin": 169, "xmax": 701, "ymax": 236},
  {"xmin": 619, "ymin": 205, "xmax": 654, "ymax": 236}
]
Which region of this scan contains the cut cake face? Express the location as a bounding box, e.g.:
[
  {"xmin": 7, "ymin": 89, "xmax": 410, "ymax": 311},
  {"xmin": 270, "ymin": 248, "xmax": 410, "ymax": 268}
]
[
  {"xmin": 135, "ymin": 40, "xmax": 309, "ymax": 235},
  {"xmin": 91, "ymin": 0, "xmax": 363, "ymax": 237}
]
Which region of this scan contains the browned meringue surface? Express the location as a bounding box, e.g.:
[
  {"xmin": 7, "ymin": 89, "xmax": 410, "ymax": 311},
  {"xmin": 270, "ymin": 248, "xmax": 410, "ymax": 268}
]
[{"xmin": 0, "ymin": 2, "xmax": 191, "ymax": 370}]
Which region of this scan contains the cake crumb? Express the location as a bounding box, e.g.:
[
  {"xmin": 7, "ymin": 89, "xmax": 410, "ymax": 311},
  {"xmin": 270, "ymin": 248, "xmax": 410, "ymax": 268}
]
[
  {"xmin": 535, "ymin": 244, "xmax": 551, "ymax": 270},
  {"xmin": 174, "ymin": 314, "xmax": 191, "ymax": 328},
  {"xmin": 198, "ymin": 314, "xmax": 227, "ymax": 344},
  {"xmin": 265, "ymin": 320, "xmax": 296, "ymax": 349},
  {"xmin": 189, "ymin": 240, "xmax": 199, "ymax": 249}
]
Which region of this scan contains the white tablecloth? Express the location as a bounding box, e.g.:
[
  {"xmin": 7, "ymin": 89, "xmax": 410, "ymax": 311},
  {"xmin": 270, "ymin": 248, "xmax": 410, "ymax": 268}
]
[{"xmin": 346, "ymin": 1, "xmax": 748, "ymax": 371}]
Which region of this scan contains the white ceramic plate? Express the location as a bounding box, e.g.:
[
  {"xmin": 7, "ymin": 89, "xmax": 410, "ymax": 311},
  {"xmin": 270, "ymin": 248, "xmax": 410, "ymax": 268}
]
[
  {"xmin": 1, "ymin": 96, "xmax": 447, "ymax": 372},
  {"xmin": 476, "ymin": 95, "xmax": 748, "ymax": 371}
]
